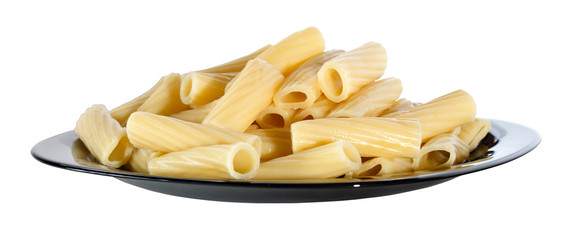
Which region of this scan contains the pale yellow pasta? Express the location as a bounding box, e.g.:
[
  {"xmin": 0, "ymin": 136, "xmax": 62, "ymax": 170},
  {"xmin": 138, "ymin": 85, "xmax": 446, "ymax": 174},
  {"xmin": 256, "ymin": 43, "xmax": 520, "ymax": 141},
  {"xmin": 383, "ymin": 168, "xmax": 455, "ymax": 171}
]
[
  {"xmin": 273, "ymin": 50, "xmax": 345, "ymax": 109},
  {"xmin": 257, "ymin": 27, "xmax": 325, "ymax": 76},
  {"xmin": 125, "ymin": 148, "xmax": 163, "ymax": 174},
  {"xmin": 170, "ymin": 99, "xmax": 219, "ymax": 123},
  {"xmin": 202, "ymin": 58, "xmax": 285, "ymax": 132},
  {"xmin": 456, "ymin": 118, "xmax": 491, "ymax": 151},
  {"xmin": 245, "ymin": 128, "xmax": 292, "ymax": 162},
  {"xmin": 110, "ymin": 76, "xmax": 167, "ymax": 126},
  {"xmin": 75, "ymin": 104, "xmax": 134, "ymax": 168},
  {"xmin": 253, "ymin": 141, "xmax": 361, "ymax": 180},
  {"xmin": 148, "ymin": 142, "xmax": 259, "ymax": 180},
  {"xmin": 291, "ymin": 117, "xmax": 421, "ymax": 158},
  {"xmin": 354, "ymin": 157, "xmax": 413, "ymax": 177},
  {"xmin": 382, "ymin": 98, "xmax": 421, "ymax": 115},
  {"xmin": 383, "ymin": 89, "xmax": 476, "ymax": 142},
  {"xmin": 292, "ymin": 95, "xmax": 336, "ymax": 122},
  {"xmin": 180, "ymin": 72, "xmax": 238, "ymax": 106},
  {"xmin": 327, "ymin": 77, "xmax": 402, "ymax": 118},
  {"xmin": 126, "ymin": 111, "xmax": 262, "ymax": 154},
  {"xmin": 413, "ymin": 133, "xmax": 469, "ymax": 171},
  {"xmin": 255, "ymin": 103, "xmax": 297, "ymax": 129},
  {"xmin": 197, "ymin": 44, "xmax": 271, "ymax": 73},
  {"xmin": 317, "ymin": 42, "xmax": 387, "ymax": 103},
  {"xmin": 137, "ymin": 73, "xmax": 190, "ymax": 116}
]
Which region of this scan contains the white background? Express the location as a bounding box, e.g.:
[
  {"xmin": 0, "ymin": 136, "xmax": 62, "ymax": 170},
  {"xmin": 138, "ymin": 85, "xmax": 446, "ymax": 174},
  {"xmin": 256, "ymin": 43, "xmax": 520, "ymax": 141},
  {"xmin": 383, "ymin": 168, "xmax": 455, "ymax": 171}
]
[{"xmin": 2, "ymin": 0, "xmax": 569, "ymax": 239}]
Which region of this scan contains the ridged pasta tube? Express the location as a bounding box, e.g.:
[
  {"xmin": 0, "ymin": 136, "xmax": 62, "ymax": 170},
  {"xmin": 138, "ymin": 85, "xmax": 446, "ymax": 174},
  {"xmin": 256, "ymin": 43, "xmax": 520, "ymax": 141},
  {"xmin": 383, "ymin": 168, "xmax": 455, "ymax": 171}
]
[
  {"xmin": 382, "ymin": 98, "xmax": 421, "ymax": 115},
  {"xmin": 354, "ymin": 157, "xmax": 413, "ymax": 177},
  {"xmin": 148, "ymin": 142, "xmax": 260, "ymax": 180},
  {"xmin": 327, "ymin": 77, "xmax": 402, "ymax": 118},
  {"xmin": 170, "ymin": 99, "xmax": 219, "ymax": 124},
  {"xmin": 110, "ymin": 75, "xmax": 167, "ymax": 126},
  {"xmin": 253, "ymin": 141, "xmax": 361, "ymax": 180},
  {"xmin": 456, "ymin": 118, "xmax": 491, "ymax": 151},
  {"xmin": 273, "ymin": 50, "xmax": 345, "ymax": 109},
  {"xmin": 245, "ymin": 128, "xmax": 292, "ymax": 162},
  {"xmin": 202, "ymin": 58, "xmax": 285, "ymax": 132},
  {"xmin": 292, "ymin": 95, "xmax": 336, "ymax": 122},
  {"xmin": 383, "ymin": 89, "xmax": 477, "ymax": 142},
  {"xmin": 126, "ymin": 111, "xmax": 262, "ymax": 154},
  {"xmin": 255, "ymin": 103, "xmax": 297, "ymax": 129},
  {"xmin": 318, "ymin": 42, "xmax": 387, "ymax": 103},
  {"xmin": 75, "ymin": 104, "xmax": 134, "ymax": 168},
  {"xmin": 257, "ymin": 27, "xmax": 325, "ymax": 76},
  {"xmin": 291, "ymin": 117, "xmax": 421, "ymax": 158},
  {"xmin": 137, "ymin": 73, "xmax": 190, "ymax": 116},
  {"xmin": 125, "ymin": 148, "xmax": 163, "ymax": 174},
  {"xmin": 180, "ymin": 72, "xmax": 237, "ymax": 106},
  {"xmin": 413, "ymin": 133, "xmax": 469, "ymax": 171}
]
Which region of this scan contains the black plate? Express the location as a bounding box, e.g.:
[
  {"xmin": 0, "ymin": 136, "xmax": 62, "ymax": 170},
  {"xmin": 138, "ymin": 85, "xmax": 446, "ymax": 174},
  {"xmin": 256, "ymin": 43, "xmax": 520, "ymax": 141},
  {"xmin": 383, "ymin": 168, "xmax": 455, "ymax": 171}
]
[{"xmin": 31, "ymin": 119, "xmax": 540, "ymax": 203}]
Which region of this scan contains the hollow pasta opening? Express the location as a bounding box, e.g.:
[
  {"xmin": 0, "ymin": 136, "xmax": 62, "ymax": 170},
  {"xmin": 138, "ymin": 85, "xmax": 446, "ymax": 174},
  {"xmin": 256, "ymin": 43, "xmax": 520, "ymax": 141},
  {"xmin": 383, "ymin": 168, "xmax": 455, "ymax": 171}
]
[
  {"xmin": 360, "ymin": 164, "xmax": 382, "ymax": 176},
  {"xmin": 181, "ymin": 78, "xmax": 192, "ymax": 99},
  {"xmin": 232, "ymin": 149, "xmax": 256, "ymax": 174},
  {"xmin": 261, "ymin": 113, "xmax": 285, "ymax": 128},
  {"xmin": 108, "ymin": 136, "xmax": 131, "ymax": 162},
  {"xmin": 281, "ymin": 91, "xmax": 308, "ymax": 103},
  {"xmin": 323, "ymin": 69, "xmax": 344, "ymax": 97},
  {"xmin": 426, "ymin": 150, "xmax": 451, "ymax": 168}
]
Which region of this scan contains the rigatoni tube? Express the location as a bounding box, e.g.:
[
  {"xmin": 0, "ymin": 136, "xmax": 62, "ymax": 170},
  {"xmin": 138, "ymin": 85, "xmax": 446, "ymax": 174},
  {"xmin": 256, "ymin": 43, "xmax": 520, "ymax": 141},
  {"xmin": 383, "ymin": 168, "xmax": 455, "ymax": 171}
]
[
  {"xmin": 291, "ymin": 117, "xmax": 421, "ymax": 158},
  {"xmin": 75, "ymin": 104, "xmax": 134, "ymax": 168},
  {"xmin": 126, "ymin": 111, "xmax": 261, "ymax": 154},
  {"xmin": 202, "ymin": 58, "xmax": 285, "ymax": 132},
  {"xmin": 149, "ymin": 142, "xmax": 259, "ymax": 180},
  {"xmin": 318, "ymin": 42, "xmax": 387, "ymax": 103},
  {"xmin": 253, "ymin": 141, "xmax": 361, "ymax": 180},
  {"xmin": 383, "ymin": 89, "xmax": 477, "ymax": 142},
  {"xmin": 413, "ymin": 133, "xmax": 469, "ymax": 171}
]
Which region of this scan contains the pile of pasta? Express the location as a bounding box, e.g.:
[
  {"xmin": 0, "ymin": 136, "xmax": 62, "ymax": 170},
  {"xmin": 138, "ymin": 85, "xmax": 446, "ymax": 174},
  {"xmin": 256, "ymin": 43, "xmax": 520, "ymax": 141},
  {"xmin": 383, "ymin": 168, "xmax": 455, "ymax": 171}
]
[{"xmin": 75, "ymin": 27, "xmax": 492, "ymax": 181}]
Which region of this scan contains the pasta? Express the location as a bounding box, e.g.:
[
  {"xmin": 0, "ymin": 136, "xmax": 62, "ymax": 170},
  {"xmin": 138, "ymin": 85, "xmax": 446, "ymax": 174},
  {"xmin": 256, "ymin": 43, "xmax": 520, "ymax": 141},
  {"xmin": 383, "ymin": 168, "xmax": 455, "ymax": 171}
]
[
  {"xmin": 291, "ymin": 117, "xmax": 421, "ymax": 158},
  {"xmin": 75, "ymin": 104, "xmax": 134, "ymax": 168},
  {"xmin": 253, "ymin": 141, "xmax": 361, "ymax": 180},
  {"xmin": 180, "ymin": 72, "xmax": 238, "ymax": 106},
  {"xmin": 202, "ymin": 58, "xmax": 285, "ymax": 132},
  {"xmin": 255, "ymin": 103, "xmax": 297, "ymax": 129},
  {"xmin": 318, "ymin": 42, "xmax": 387, "ymax": 103},
  {"xmin": 382, "ymin": 89, "xmax": 477, "ymax": 142},
  {"xmin": 327, "ymin": 77, "xmax": 402, "ymax": 118},
  {"xmin": 354, "ymin": 157, "xmax": 413, "ymax": 177},
  {"xmin": 256, "ymin": 27, "xmax": 325, "ymax": 76},
  {"xmin": 126, "ymin": 111, "xmax": 262, "ymax": 154},
  {"xmin": 148, "ymin": 142, "xmax": 259, "ymax": 180},
  {"xmin": 244, "ymin": 128, "xmax": 292, "ymax": 162},
  {"xmin": 413, "ymin": 133, "xmax": 469, "ymax": 171},
  {"xmin": 74, "ymin": 27, "xmax": 490, "ymax": 182},
  {"xmin": 136, "ymin": 73, "xmax": 190, "ymax": 116},
  {"xmin": 273, "ymin": 50, "xmax": 345, "ymax": 109}
]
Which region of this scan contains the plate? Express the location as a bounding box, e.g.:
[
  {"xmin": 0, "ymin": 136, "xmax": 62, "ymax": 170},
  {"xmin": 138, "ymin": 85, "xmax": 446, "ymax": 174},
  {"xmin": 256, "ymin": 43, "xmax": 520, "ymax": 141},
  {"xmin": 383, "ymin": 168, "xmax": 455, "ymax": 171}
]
[{"xmin": 31, "ymin": 119, "xmax": 540, "ymax": 203}]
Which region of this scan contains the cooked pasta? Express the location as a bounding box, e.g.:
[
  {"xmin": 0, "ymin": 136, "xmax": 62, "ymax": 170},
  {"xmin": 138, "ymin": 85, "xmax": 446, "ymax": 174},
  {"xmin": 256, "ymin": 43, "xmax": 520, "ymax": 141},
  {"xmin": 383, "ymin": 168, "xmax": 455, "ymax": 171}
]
[
  {"xmin": 292, "ymin": 95, "xmax": 337, "ymax": 122},
  {"xmin": 126, "ymin": 111, "xmax": 262, "ymax": 154},
  {"xmin": 170, "ymin": 99, "xmax": 219, "ymax": 124},
  {"xmin": 180, "ymin": 72, "xmax": 237, "ymax": 106},
  {"xmin": 318, "ymin": 42, "xmax": 387, "ymax": 103},
  {"xmin": 354, "ymin": 157, "xmax": 413, "ymax": 177},
  {"xmin": 291, "ymin": 117, "xmax": 421, "ymax": 158},
  {"xmin": 137, "ymin": 73, "xmax": 190, "ymax": 116},
  {"xmin": 244, "ymin": 128, "xmax": 292, "ymax": 162},
  {"xmin": 255, "ymin": 103, "xmax": 297, "ymax": 129},
  {"xmin": 327, "ymin": 77, "xmax": 402, "ymax": 118},
  {"xmin": 382, "ymin": 89, "xmax": 477, "ymax": 142},
  {"xmin": 456, "ymin": 118, "xmax": 492, "ymax": 151},
  {"xmin": 253, "ymin": 141, "xmax": 361, "ymax": 180},
  {"xmin": 257, "ymin": 27, "xmax": 325, "ymax": 76},
  {"xmin": 202, "ymin": 58, "xmax": 285, "ymax": 132},
  {"xmin": 125, "ymin": 148, "xmax": 163, "ymax": 174},
  {"xmin": 413, "ymin": 133, "xmax": 469, "ymax": 171},
  {"xmin": 273, "ymin": 50, "xmax": 345, "ymax": 109},
  {"xmin": 148, "ymin": 142, "xmax": 259, "ymax": 180},
  {"xmin": 75, "ymin": 104, "xmax": 134, "ymax": 168}
]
